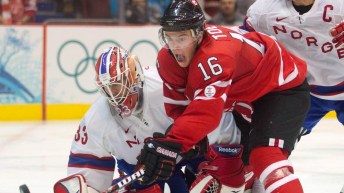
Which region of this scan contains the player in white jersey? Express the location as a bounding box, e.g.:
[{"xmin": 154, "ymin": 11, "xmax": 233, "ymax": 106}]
[
  {"xmin": 243, "ymin": 0, "xmax": 344, "ymax": 134},
  {"xmin": 53, "ymin": 46, "xmax": 241, "ymax": 193},
  {"xmin": 240, "ymin": 0, "xmax": 344, "ymax": 192}
]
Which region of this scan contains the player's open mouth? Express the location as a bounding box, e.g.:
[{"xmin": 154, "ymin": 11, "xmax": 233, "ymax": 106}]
[{"xmin": 175, "ymin": 54, "xmax": 185, "ymax": 62}]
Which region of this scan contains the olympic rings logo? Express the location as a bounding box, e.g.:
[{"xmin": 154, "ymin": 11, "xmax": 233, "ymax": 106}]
[{"xmin": 57, "ymin": 39, "xmax": 159, "ymax": 94}]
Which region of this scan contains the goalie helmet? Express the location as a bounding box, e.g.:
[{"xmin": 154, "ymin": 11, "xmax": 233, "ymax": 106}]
[{"xmin": 95, "ymin": 46, "xmax": 144, "ymax": 118}]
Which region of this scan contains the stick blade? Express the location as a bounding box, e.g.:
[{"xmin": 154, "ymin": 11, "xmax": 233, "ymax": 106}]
[{"xmin": 19, "ymin": 184, "xmax": 30, "ymax": 193}]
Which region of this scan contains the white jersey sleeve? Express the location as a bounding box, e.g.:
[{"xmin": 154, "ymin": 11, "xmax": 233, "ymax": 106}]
[{"xmin": 246, "ymin": 0, "xmax": 344, "ymax": 100}]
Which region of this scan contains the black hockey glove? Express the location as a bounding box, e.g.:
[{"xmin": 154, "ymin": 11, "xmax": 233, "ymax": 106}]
[
  {"xmin": 181, "ymin": 136, "xmax": 209, "ymax": 160},
  {"xmin": 164, "ymin": 124, "xmax": 209, "ymax": 160},
  {"xmin": 136, "ymin": 136, "xmax": 182, "ymax": 185}
]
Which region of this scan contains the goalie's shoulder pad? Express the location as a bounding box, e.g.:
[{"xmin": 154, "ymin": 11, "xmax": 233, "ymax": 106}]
[{"xmin": 54, "ymin": 174, "xmax": 98, "ymax": 193}]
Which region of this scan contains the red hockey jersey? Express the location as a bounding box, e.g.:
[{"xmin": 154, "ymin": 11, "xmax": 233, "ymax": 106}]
[{"xmin": 157, "ymin": 25, "xmax": 307, "ymax": 151}]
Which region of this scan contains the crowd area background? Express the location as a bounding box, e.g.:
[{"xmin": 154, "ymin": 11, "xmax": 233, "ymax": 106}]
[
  {"xmin": 0, "ymin": 0, "xmax": 339, "ymax": 123},
  {"xmin": 0, "ymin": 0, "xmax": 255, "ymax": 25},
  {"xmin": 0, "ymin": 0, "xmax": 260, "ymax": 121}
]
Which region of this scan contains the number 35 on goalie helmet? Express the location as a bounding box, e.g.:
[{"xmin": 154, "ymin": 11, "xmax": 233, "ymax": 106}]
[{"xmin": 95, "ymin": 46, "xmax": 144, "ymax": 118}]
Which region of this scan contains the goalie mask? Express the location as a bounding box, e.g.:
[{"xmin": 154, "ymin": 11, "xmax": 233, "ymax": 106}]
[{"xmin": 95, "ymin": 47, "xmax": 144, "ymax": 118}]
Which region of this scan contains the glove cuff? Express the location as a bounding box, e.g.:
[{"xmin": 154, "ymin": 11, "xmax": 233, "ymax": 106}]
[{"xmin": 207, "ymin": 144, "xmax": 243, "ymax": 160}]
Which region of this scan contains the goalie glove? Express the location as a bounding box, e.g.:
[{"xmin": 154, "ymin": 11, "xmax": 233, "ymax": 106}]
[
  {"xmin": 190, "ymin": 144, "xmax": 245, "ymax": 193},
  {"xmin": 136, "ymin": 136, "xmax": 182, "ymax": 185},
  {"xmin": 330, "ymin": 20, "xmax": 344, "ymax": 49}
]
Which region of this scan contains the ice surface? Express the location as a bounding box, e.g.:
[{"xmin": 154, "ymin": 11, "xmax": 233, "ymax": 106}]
[{"xmin": 0, "ymin": 119, "xmax": 343, "ymax": 193}]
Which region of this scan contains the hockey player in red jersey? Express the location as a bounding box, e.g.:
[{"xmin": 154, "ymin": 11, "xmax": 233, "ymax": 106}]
[{"xmin": 135, "ymin": 0, "xmax": 311, "ymax": 193}]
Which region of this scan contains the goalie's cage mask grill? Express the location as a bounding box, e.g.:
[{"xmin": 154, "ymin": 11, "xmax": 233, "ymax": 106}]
[{"xmin": 95, "ymin": 46, "xmax": 143, "ymax": 116}]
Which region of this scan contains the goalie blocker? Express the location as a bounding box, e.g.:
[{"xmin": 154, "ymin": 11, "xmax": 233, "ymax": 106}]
[{"xmin": 190, "ymin": 144, "xmax": 245, "ymax": 193}]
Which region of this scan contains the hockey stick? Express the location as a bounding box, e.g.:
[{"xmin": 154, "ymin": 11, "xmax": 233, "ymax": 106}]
[
  {"xmin": 104, "ymin": 155, "xmax": 182, "ymax": 193},
  {"xmin": 19, "ymin": 170, "xmax": 144, "ymax": 193},
  {"xmin": 19, "ymin": 184, "xmax": 30, "ymax": 193},
  {"xmin": 104, "ymin": 167, "xmax": 145, "ymax": 193}
]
